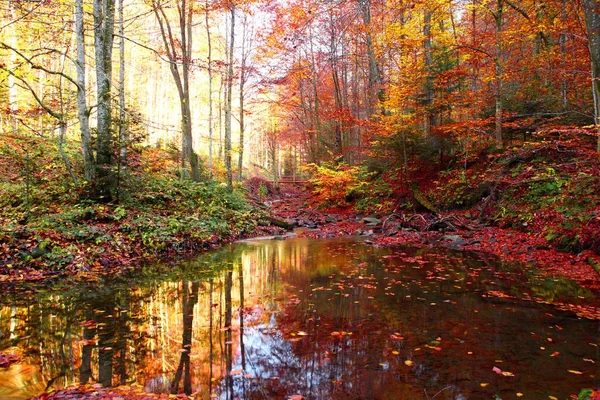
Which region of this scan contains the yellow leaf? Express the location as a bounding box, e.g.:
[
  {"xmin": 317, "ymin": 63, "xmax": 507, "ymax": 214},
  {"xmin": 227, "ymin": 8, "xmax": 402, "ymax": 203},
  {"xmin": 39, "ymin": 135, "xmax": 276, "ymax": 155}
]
[
  {"xmin": 516, "ymin": 393, "xmax": 523, "ymax": 397},
  {"xmin": 404, "ymin": 360, "xmax": 413, "ymax": 366},
  {"xmin": 480, "ymin": 383, "xmax": 489, "ymax": 387},
  {"xmin": 567, "ymin": 370, "xmax": 583, "ymax": 374},
  {"xmin": 549, "ymin": 396, "xmax": 558, "ymax": 400}
]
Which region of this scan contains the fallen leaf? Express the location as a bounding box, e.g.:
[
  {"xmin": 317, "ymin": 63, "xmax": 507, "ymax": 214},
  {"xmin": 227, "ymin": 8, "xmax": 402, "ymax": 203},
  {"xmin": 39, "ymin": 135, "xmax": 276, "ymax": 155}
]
[
  {"xmin": 492, "ymin": 366, "xmax": 503, "ymax": 374},
  {"xmin": 567, "ymin": 370, "xmax": 583, "ymax": 374},
  {"xmin": 404, "ymin": 360, "xmax": 413, "ymax": 366},
  {"xmin": 516, "ymin": 393, "xmax": 523, "ymax": 397},
  {"xmin": 480, "ymin": 383, "xmax": 489, "ymax": 387}
]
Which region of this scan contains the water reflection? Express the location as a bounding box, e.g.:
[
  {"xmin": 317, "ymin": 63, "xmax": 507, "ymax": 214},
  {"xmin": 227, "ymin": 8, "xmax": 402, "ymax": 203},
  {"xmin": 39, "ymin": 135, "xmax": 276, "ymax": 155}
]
[{"xmin": 0, "ymin": 238, "xmax": 598, "ymax": 399}]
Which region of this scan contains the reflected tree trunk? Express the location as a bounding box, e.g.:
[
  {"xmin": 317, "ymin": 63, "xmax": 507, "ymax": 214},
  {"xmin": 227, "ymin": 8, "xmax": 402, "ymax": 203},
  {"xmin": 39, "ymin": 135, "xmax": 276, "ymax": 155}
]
[
  {"xmin": 170, "ymin": 281, "xmax": 199, "ymax": 395},
  {"xmin": 209, "ymin": 278, "xmax": 214, "ymax": 395},
  {"xmin": 98, "ymin": 305, "xmax": 116, "ymax": 387},
  {"xmin": 239, "ymin": 263, "xmax": 246, "ymax": 371},
  {"xmin": 80, "ymin": 310, "xmax": 96, "ymax": 384},
  {"xmin": 225, "ymin": 270, "xmax": 233, "ymax": 399},
  {"xmin": 116, "ymin": 296, "xmax": 130, "ymax": 385}
]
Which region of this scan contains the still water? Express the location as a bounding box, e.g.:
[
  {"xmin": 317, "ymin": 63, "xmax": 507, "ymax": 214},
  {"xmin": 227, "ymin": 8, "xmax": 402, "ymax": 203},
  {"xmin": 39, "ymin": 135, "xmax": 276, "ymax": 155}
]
[{"xmin": 0, "ymin": 237, "xmax": 598, "ymax": 399}]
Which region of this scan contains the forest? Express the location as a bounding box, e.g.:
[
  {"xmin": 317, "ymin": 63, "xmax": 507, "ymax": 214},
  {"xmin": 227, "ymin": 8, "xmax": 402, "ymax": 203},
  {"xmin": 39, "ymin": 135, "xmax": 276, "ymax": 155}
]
[{"xmin": 0, "ymin": 0, "xmax": 600, "ymax": 399}]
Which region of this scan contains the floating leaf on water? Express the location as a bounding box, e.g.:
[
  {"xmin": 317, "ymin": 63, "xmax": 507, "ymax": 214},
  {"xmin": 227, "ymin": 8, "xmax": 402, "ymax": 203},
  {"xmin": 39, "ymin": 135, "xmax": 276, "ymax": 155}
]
[
  {"xmin": 480, "ymin": 383, "xmax": 489, "ymax": 387},
  {"xmin": 404, "ymin": 360, "xmax": 413, "ymax": 366},
  {"xmin": 550, "ymin": 351, "xmax": 560, "ymax": 357},
  {"xmin": 516, "ymin": 393, "xmax": 523, "ymax": 397},
  {"xmin": 567, "ymin": 370, "xmax": 583, "ymax": 374}
]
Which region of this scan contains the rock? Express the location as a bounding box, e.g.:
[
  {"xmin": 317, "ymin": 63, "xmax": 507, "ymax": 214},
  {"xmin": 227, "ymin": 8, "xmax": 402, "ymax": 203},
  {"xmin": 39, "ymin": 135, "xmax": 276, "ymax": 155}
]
[
  {"xmin": 362, "ymin": 217, "xmax": 382, "ymax": 225},
  {"xmin": 325, "ymin": 215, "xmax": 337, "ymax": 223},
  {"xmin": 442, "ymin": 234, "xmax": 467, "ymax": 248}
]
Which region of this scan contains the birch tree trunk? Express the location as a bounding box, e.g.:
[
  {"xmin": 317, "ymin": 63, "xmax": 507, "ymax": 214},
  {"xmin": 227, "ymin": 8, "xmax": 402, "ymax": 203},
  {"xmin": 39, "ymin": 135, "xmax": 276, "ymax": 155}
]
[
  {"xmin": 206, "ymin": 0, "xmax": 214, "ymax": 179},
  {"xmin": 225, "ymin": 5, "xmax": 235, "ymax": 191},
  {"xmin": 238, "ymin": 13, "xmax": 249, "ymax": 182}
]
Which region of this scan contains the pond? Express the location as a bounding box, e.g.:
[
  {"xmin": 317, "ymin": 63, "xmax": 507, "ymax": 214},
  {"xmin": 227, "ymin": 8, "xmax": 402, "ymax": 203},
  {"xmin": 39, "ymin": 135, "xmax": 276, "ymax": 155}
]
[{"xmin": 0, "ymin": 237, "xmax": 598, "ymax": 400}]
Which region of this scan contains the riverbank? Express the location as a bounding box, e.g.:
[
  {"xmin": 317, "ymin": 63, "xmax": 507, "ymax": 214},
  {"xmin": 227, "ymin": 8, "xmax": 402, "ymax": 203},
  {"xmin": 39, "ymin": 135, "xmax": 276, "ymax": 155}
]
[
  {"xmin": 260, "ymin": 178, "xmax": 600, "ymax": 293},
  {"xmin": 0, "ymin": 176, "xmax": 267, "ymax": 284}
]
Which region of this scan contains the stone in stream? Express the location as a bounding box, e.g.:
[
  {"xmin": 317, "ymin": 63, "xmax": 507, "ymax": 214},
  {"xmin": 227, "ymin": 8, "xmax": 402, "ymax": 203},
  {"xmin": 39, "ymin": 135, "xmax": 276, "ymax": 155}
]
[
  {"xmin": 442, "ymin": 234, "xmax": 467, "ymax": 249},
  {"xmin": 362, "ymin": 217, "xmax": 382, "ymax": 226}
]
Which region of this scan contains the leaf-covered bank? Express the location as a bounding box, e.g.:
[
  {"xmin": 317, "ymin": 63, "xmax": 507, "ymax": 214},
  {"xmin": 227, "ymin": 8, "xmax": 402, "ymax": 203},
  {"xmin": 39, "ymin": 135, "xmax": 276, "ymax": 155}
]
[
  {"xmin": 289, "ymin": 130, "xmax": 600, "ymax": 291},
  {"xmin": 0, "ymin": 142, "xmax": 265, "ymax": 283}
]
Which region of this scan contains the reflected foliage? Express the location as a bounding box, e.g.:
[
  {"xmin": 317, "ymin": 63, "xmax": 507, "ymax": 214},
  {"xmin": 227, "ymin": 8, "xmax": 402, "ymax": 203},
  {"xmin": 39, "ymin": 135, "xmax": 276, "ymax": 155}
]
[{"xmin": 0, "ymin": 238, "xmax": 598, "ymax": 399}]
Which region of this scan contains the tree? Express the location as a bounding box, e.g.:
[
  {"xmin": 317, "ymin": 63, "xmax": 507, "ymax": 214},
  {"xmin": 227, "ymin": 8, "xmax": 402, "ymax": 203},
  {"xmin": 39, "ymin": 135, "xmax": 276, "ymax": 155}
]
[
  {"xmin": 93, "ymin": 0, "xmax": 118, "ymax": 200},
  {"xmin": 75, "ymin": 0, "xmax": 95, "ymax": 184},
  {"xmin": 582, "ymin": 0, "xmax": 600, "ymax": 151},
  {"xmin": 152, "ymin": 0, "xmax": 201, "ymax": 181},
  {"xmin": 224, "ymin": 3, "xmax": 235, "ymax": 191},
  {"xmin": 237, "ymin": 11, "xmax": 253, "ymax": 181},
  {"xmin": 205, "ymin": 0, "xmax": 215, "ymax": 179}
]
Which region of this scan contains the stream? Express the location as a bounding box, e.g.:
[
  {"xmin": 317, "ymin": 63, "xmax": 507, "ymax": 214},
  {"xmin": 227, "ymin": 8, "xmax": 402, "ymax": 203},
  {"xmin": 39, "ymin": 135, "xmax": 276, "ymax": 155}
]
[{"xmin": 0, "ymin": 237, "xmax": 598, "ymax": 399}]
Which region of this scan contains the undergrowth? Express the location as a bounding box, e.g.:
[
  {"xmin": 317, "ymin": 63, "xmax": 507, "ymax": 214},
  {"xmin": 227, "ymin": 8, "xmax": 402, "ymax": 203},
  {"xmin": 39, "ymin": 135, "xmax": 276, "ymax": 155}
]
[{"xmin": 0, "ymin": 138, "xmax": 261, "ymax": 274}]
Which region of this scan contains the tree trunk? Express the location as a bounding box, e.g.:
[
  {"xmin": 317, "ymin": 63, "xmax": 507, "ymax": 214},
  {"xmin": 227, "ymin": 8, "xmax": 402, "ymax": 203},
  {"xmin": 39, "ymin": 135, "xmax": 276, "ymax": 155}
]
[
  {"xmin": 358, "ymin": 0, "xmax": 383, "ymax": 114},
  {"xmin": 118, "ymin": 0, "xmax": 126, "ymax": 160},
  {"xmin": 181, "ymin": 0, "xmax": 200, "ymax": 181},
  {"xmin": 6, "ymin": 2, "xmax": 18, "ymax": 134},
  {"xmin": 93, "ymin": 0, "xmax": 117, "ymax": 200},
  {"xmin": 494, "ymin": 0, "xmax": 504, "ymax": 146},
  {"xmin": 582, "ymin": 0, "xmax": 600, "ymax": 152},
  {"xmin": 153, "ymin": 0, "xmax": 199, "ymax": 181},
  {"xmin": 75, "ymin": 0, "xmax": 95, "ymax": 184},
  {"xmin": 560, "ymin": 0, "xmax": 568, "ymax": 109},
  {"xmin": 238, "ymin": 14, "xmax": 247, "ymax": 182},
  {"xmin": 423, "ymin": 9, "xmax": 436, "ymax": 137},
  {"xmin": 225, "ymin": 5, "xmax": 235, "ymax": 191},
  {"xmin": 206, "ymin": 0, "xmax": 214, "ymax": 179}
]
